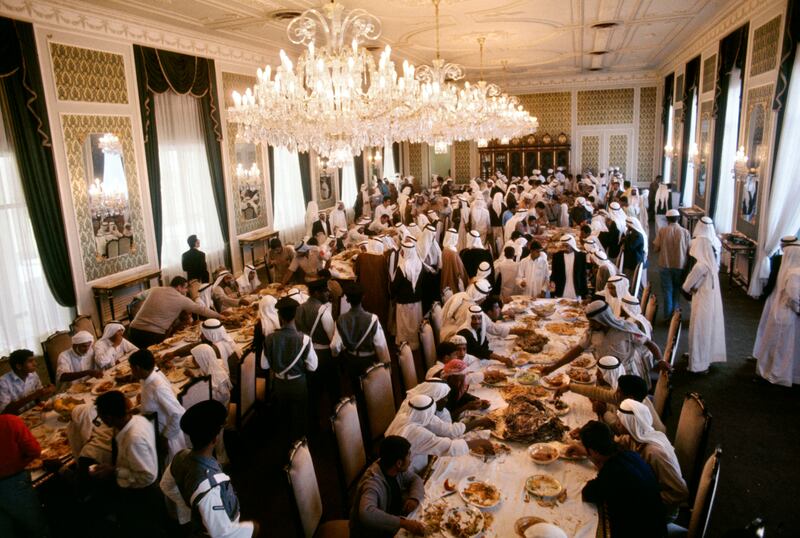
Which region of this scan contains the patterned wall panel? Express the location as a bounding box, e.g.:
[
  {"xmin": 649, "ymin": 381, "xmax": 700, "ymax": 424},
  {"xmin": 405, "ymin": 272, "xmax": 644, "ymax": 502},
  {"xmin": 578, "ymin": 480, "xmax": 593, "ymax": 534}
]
[
  {"xmin": 50, "ymin": 43, "xmax": 127, "ymax": 104},
  {"xmin": 675, "ymin": 75, "xmax": 685, "ymax": 103},
  {"xmin": 577, "ymin": 88, "xmax": 634, "ymax": 125},
  {"xmin": 702, "ymin": 55, "xmax": 717, "ymax": 93},
  {"xmin": 516, "ymin": 92, "xmax": 571, "ymax": 139},
  {"xmin": 672, "ymin": 109, "xmax": 682, "ymax": 184},
  {"xmin": 222, "ymin": 72, "xmax": 269, "ymax": 235},
  {"xmin": 409, "ymin": 143, "xmax": 424, "ymax": 180},
  {"xmin": 453, "ymin": 141, "xmax": 471, "ymax": 181},
  {"xmin": 751, "ymin": 16, "xmax": 782, "ymax": 76},
  {"xmin": 61, "ymin": 114, "xmax": 149, "ymax": 281},
  {"xmin": 737, "ymin": 84, "xmax": 774, "ymax": 239},
  {"xmin": 637, "ymin": 87, "xmax": 657, "ymax": 183},
  {"xmin": 608, "ymin": 135, "xmax": 629, "ymax": 175},
  {"xmin": 581, "ymin": 135, "xmax": 600, "ymax": 173}
]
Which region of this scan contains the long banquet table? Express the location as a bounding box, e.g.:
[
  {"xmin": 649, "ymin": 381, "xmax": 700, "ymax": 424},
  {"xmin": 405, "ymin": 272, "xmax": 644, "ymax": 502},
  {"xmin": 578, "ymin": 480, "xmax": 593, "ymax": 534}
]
[{"xmin": 400, "ymin": 297, "xmax": 604, "ymax": 537}]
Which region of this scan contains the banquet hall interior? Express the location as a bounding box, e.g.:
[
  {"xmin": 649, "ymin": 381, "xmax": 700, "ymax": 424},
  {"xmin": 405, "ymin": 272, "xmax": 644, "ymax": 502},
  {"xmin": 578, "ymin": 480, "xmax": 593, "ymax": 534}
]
[{"xmin": 1, "ymin": 0, "xmax": 799, "ymax": 537}]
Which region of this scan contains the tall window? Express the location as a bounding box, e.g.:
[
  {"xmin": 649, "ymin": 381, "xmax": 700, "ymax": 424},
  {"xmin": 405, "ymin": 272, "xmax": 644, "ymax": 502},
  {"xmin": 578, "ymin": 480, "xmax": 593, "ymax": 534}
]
[
  {"xmin": 382, "ymin": 140, "xmax": 396, "ymax": 181},
  {"xmin": 663, "ymin": 104, "xmax": 675, "ymax": 183},
  {"xmin": 713, "ymin": 68, "xmax": 742, "ymax": 233},
  {"xmin": 154, "ymin": 91, "xmax": 226, "ymax": 281},
  {"xmin": 272, "ymin": 145, "xmax": 306, "ymax": 244},
  {"xmin": 340, "ymin": 159, "xmax": 358, "ymax": 209},
  {"xmin": 683, "ymin": 91, "xmax": 699, "ymax": 207},
  {"xmin": 0, "ymin": 96, "xmax": 72, "ymax": 355}
]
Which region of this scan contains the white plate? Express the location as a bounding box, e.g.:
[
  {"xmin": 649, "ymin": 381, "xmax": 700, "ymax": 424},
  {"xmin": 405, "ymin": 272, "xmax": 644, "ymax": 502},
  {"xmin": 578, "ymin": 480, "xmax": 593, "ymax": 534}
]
[
  {"xmin": 458, "ymin": 476, "xmax": 502, "ymax": 509},
  {"xmin": 540, "ymin": 373, "xmax": 569, "ymax": 390},
  {"xmin": 528, "ymin": 443, "xmax": 559, "ymax": 465},
  {"xmin": 524, "ymin": 474, "xmax": 563, "ymax": 498},
  {"xmin": 443, "ymin": 506, "xmax": 485, "ymax": 537}
]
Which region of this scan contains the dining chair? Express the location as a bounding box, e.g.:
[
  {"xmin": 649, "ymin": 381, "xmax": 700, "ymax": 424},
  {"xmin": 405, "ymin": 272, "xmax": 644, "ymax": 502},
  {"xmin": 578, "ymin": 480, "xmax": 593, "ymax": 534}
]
[
  {"xmin": 674, "ymin": 392, "xmax": 712, "ymax": 498},
  {"xmin": 419, "ymin": 320, "xmax": 437, "ymax": 370},
  {"xmin": 41, "ymin": 331, "xmax": 72, "ymax": 386},
  {"xmin": 645, "ymin": 293, "xmax": 658, "ymax": 326},
  {"xmin": 70, "ymin": 315, "xmax": 98, "ymax": 338},
  {"xmin": 397, "ymin": 341, "xmax": 418, "ymax": 391},
  {"xmin": 652, "ymin": 369, "xmax": 671, "ymax": 420},
  {"xmin": 330, "ymin": 396, "xmax": 367, "ymax": 509},
  {"xmin": 667, "ymin": 446, "xmax": 722, "ymax": 538},
  {"xmin": 285, "ymin": 438, "xmax": 349, "ymax": 538},
  {"xmin": 359, "ymin": 362, "xmax": 396, "ymax": 445}
]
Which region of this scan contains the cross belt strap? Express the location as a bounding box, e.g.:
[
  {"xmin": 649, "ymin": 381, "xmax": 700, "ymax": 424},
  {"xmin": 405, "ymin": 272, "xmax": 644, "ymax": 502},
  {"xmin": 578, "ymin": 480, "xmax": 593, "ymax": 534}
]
[
  {"xmin": 348, "ymin": 315, "xmax": 377, "ymax": 354},
  {"xmin": 189, "ymin": 472, "xmax": 231, "ymax": 507},
  {"xmin": 275, "ymin": 336, "xmax": 310, "ymax": 379},
  {"xmin": 309, "ymin": 304, "xmax": 329, "ymax": 344}
]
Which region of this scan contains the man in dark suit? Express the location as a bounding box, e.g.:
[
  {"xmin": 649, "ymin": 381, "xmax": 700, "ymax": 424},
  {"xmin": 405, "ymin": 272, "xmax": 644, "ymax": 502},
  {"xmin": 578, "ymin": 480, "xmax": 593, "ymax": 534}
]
[
  {"xmin": 311, "ymin": 211, "xmax": 332, "ymax": 239},
  {"xmin": 550, "ymin": 234, "xmax": 588, "ymax": 299},
  {"xmin": 181, "ymin": 234, "xmax": 209, "ymax": 283}
]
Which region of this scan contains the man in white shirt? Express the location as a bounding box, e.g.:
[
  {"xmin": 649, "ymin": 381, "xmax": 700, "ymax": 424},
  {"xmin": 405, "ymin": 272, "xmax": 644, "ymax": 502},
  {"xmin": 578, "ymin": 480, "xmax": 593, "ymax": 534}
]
[
  {"xmin": 91, "ymin": 390, "xmax": 165, "ymax": 537},
  {"xmin": 0, "ymin": 349, "xmax": 54, "ymax": 414},
  {"xmin": 494, "ymin": 246, "xmax": 520, "ymax": 302},
  {"xmin": 161, "ymin": 400, "xmax": 256, "ymax": 538},
  {"xmin": 56, "ymin": 331, "xmax": 102, "ymax": 384},
  {"xmin": 516, "ymin": 240, "xmax": 550, "ymax": 299},
  {"xmin": 129, "ymin": 349, "xmax": 187, "ymax": 463}
]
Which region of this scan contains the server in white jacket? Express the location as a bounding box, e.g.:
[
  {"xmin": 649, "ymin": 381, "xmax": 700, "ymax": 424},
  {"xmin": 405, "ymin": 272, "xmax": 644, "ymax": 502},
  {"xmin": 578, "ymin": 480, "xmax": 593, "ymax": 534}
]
[{"xmin": 516, "ymin": 241, "xmax": 550, "ymax": 299}]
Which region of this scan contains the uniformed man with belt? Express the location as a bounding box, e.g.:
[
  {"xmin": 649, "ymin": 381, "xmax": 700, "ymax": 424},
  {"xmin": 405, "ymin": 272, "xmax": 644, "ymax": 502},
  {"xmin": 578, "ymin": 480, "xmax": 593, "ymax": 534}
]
[
  {"xmin": 261, "ymin": 297, "xmax": 318, "ymax": 445},
  {"xmin": 295, "ymin": 278, "xmax": 337, "ymax": 428},
  {"xmin": 331, "ymin": 283, "xmax": 391, "ymax": 397}
]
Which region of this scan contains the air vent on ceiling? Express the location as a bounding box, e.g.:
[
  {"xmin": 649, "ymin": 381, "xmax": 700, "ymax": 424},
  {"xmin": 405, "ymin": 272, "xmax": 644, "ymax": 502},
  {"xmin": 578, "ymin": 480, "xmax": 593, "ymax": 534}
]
[
  {"xmin": 590, "ymin": 50, "xmax": 609, "ymax": 56},
  {"xmin": 591, "ymin": 21, "xmax": 619, "ymax": 30},
  {"xmin": 588, "ymin": 67, "xmax": 604, "ymax": 71},
  {"xmin": 365, "ymin": 45, "xmax": 383, "ymax": 52},
  {"xmin": 271, "ymin": 10, "xmax": 301, "ymax": 21}
]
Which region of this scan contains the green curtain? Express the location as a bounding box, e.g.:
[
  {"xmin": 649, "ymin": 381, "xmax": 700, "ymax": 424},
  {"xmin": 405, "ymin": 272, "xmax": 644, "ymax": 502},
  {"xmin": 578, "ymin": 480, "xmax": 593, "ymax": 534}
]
[
  {"xmin": 298, "ymin": 151, "xmax": 312, "ymax": 204},
  {"xmin": 679, "ymin": 56, "xmax": 701, "ymax": 205},
  {"xmin": 354, "ymin": 152, "xmax": 365, "ymax": 186},
  {"xmin": 132, "ymin": 45, "xmax": 230, "ymax": 267},
  {"xmin": 393, "ymin": 142, "xmax": 401, "ymax": 174},
  {"xmin": 0, "ymin": 17, "xmax": 76, "ymax": 307},
  {"xmin": 268, "ymin": 145, "xmax": 275, "ymax": 206}
]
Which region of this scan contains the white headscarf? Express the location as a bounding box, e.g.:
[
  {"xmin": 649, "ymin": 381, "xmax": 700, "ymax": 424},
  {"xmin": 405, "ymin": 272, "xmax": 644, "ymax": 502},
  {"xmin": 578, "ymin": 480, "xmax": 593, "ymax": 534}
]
[
  {"xmin": 67, "ymin": 403, "xmax": 97, "ymax": 458},
  {"xmin": 259, "ymin": 295, "xmax": 280, "ymax": 337},
  {"xmin": 98, "ymin": 323, "xmax": 125, "ymax": 346},
  {"xmin": 443, "ymin": 228, "xmax": 459, "ymax": 252},
  {"xmin": 197, "ymin": 283, "xmax": 215, "ymax": 310},
  {"xmin": 192, "ymin": 343, "xmax": 232, "ymax": 402},
  {"xmin": 617, "ymin": 399, "xmax": 682, "ymax": 476},
  {"xmin": 625, "ymin": 216, "xmax": 649, "ymax": 256},
  {"xmin": 525, "ymin": 523, "xmax": 568, "ymax": 538},
  {"xmin": 329, "ymin": 202, "xmax": 348, "ymax": 233},
  {"xmin": 236, "ymin": 264, "xmax": 262, "ymax": 293},
  {"xmin": 560, "ymin": 234, "xmax": 579, "ymax": 252},
  {"xmin": 406, "ymin": 222, "xmax": 422, "ymax": 241},
  {"xmin": 201, "ymin": 319, "xmax": 236, "ymax": 364},
  {"xmin": 305, "ymin": 200, "xmax": 320, "ymax": 236},
  {"xmin": 621, "ymin": 294, "xmax": 652, "ymax": 338},
  {"xmin": 467, "ymin": 230, "xmax": 484, "ymax": 249},
  {"xmin": 285, "ymin": 287, "xmax": 309, "ymax": 304},
  {"xmin": 398, "ymin": 240, "xmax": 422, "ymax": 288},
  {"xmin": 456, "ymin": 304, "xmax": 487, "ymax": 345},
  {"xmin": 597, "ymin": 355, "xmax": 625, "ymax": 389},
  {"xmin": 72, "ymin": 330, "xmax": 94, "ymax": 345},
  {"xmin": 388, "ymin": 394, "xmax": 437, "ymax": 431},
  {"xmin": 212, "ymin": 270, "xmax": 232, "ymax": 293},
  {"xmin": 475, "ymin": 261, "xmax": 491, "ymax": 281},
  {"xmin": 492, "ymin": 192, "xmax": 504, "ymax": 217},
  {"xmin": 585, "ymin": 300, "xmax": 644, "ymax": 336},
  {"xmin": 689, "ymin": 236, "xmax": 720, "ymax": 277},
  {"xmin": 608, "ymin": 202, "xmax": 627, "ymax": 234},
  {"xmin": 655, "ymin": 183, "xmax": 670, "ymax": 212},
  {"xmin": 692, "ymin": 217, "xmax": 721, "ymax": 263},
  {"xmin": 441, "ymin": 280, "xmax": 490, "ymax": 323},
  {"xmin": 367, "ymin": 237, "xmax": 385, "ymax": 255},
  {"xmin": 599, "ymin": 275, "xmax": 629, "ymax": 317},
  {"xmin": 591, "ymin": 212, "xmax": 609, "ymax": 233}
]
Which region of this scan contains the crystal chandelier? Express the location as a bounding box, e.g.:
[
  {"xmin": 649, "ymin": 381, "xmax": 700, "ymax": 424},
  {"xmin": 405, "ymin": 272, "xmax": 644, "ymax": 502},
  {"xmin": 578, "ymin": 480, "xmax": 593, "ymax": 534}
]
[
  {"xmin": 229, "ymin": 1, "xmax": 419, "ymax": 161},
  {"xmin": 235, "ymin": 162, "xmax": 261, "ymax": 186},
  {"xmin": 98, "ymin": 133, "xmax": 122, "ymax": 155}
]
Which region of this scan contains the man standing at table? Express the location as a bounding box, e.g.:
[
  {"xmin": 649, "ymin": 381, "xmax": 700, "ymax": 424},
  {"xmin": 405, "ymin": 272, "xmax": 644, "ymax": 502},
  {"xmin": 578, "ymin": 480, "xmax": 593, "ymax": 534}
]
[
  {"xmin": 653, "ymin": 208, "xmax": 690, "ymax": 321},
  {"xmin": 129, "ymin": 276, "xmax": 221, "ymax": 348},
  {"xmin": 0, "ymin": 413, "xmax": 50, "ymax": 537},
  {"xmin": 182, "ymin": 234, "xmax": 210, "ymax": 283}
]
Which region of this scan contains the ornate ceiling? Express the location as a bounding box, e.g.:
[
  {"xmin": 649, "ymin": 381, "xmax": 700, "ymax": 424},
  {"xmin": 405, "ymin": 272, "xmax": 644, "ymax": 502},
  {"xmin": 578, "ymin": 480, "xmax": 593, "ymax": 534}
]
[{"xmin": 67, "ymin": 0, "xmax": 731, "ymax": 88}]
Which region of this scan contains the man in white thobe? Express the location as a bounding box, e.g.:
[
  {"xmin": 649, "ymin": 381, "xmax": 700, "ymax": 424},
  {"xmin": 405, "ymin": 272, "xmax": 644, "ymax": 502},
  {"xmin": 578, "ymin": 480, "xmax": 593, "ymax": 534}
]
[{"xmin": 516, "ymin": 241, "xmax": 549, "ymax": 299}]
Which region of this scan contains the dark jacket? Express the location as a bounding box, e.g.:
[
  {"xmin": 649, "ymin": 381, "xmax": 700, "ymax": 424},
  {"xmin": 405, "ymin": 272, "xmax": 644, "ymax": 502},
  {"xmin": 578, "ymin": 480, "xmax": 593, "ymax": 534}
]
[
  {"xmin": 582, "ymin": 450, "xmax": 667, "ymax": 538},
  {"xmin": 181, "ymin": 248, "xmax": 209, "ymax": 283},
  {"xmin": 550, "ymin": 250, "xmax": 588, "ymax": 298},
  {"xmin": 312, "ymin": 219, "xmax": 332, "ymax": 238},
  {"xmin": 622, "ymin": 230, "xmax": 646, "ymax": 270}
]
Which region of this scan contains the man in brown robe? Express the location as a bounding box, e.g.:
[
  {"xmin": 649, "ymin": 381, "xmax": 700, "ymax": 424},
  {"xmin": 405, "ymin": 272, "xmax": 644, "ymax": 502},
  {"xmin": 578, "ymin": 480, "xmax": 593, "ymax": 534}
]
[
  {"xmin": 355, "ymin": 236, "xmax": 391, "ymax": 328},
  {"xmin": 440, "ymin": 228, "xmax": 468, "ymax": 295}
]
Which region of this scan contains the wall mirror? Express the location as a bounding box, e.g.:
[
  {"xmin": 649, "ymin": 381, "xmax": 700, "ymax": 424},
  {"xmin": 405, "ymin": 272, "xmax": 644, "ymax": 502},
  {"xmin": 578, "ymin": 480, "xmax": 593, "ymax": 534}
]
[
  {"xmin": 740, "ymin": 103, "xmax": 765, "ymax": 224},
  {"xmin": 697, "ymin": 112, "xmax": 711, "ymax": 200},
  {"xmin": 84, "ymin": 133, "xmax": 132, "ymax": 259},
  {"xmin": 235, "ymin": 141, "xmax": 262, "ymax": 221}
]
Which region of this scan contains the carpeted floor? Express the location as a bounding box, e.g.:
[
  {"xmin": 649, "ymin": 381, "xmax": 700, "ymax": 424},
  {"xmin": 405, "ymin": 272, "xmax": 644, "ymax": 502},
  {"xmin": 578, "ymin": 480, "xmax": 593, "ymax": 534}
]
[{"xmin": 228, "ymin": 243, "xmax": 800, "ymax": 537}]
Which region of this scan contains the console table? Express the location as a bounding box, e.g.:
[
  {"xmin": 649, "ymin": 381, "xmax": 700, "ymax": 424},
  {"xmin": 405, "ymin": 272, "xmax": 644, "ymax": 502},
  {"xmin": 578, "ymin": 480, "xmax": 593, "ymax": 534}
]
[
  {"xmin": 720, "ymin": 233, "xmax": 756, "ymax": 291},
  {"xmin": 92, "ymin": 268, "xmax": 162, "ymax": 328}
]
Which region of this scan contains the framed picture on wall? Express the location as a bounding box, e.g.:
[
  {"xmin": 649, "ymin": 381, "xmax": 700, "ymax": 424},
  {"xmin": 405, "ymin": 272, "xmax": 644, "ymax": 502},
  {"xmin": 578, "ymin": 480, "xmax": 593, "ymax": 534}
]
[{"xmin": 317, "ymin": 169, "xmax": 335, "ymax": 209}]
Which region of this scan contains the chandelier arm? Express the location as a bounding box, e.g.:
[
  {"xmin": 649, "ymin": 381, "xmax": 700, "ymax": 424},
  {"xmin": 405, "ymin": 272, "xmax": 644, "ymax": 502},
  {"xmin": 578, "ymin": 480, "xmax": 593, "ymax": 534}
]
[{"xmin": 286, "ymin": 9, "xmax": 331, "ymax": 47}]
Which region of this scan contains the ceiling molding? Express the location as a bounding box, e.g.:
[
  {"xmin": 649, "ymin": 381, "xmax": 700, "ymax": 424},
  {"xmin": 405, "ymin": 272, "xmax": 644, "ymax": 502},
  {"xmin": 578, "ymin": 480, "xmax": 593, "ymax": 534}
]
[
  {"xmin": 656, "ymin": 0, "xmax": 785, "ymax": 75},
  {"xmin": 503, "ymin": 71, "xmax": 660, "ymax": 94},
  {"xmin": 0, "ymin": 0, "xmax": 281, "ymax": 67}
]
